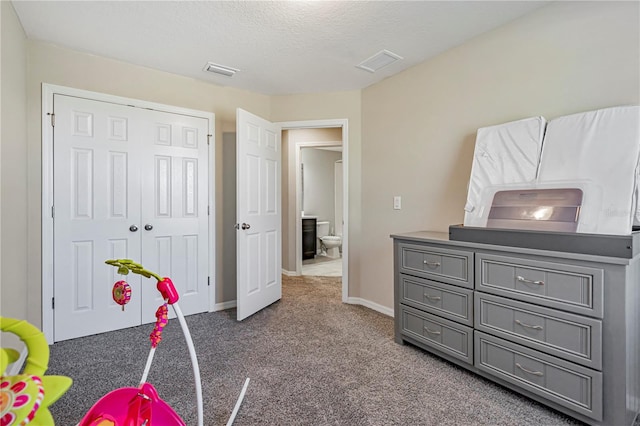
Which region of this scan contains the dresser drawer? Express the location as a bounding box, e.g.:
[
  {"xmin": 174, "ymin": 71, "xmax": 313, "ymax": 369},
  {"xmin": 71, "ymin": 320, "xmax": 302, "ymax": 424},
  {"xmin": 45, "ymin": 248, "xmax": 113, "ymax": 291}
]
[
  {"xmin": 475, "ymin": 332, "xmax": 602, "ymax": 421},
  {"xmin": 475, "ymin": 293, "xmax": 602, "ymax": 369},
  {"xmin": 476, "ymin": 253, "xmax": 603, "ymax": 318},
  {"xmin": 400, "ymin": 305, "xmax": 473, "ymax": 364},
  {"xmin": 400, "ymin": 274, "xmax": 473, "ymax": 326},
  {"xmin": 399, "ymin": 243, "xmax": 473, "ymax": 288}
]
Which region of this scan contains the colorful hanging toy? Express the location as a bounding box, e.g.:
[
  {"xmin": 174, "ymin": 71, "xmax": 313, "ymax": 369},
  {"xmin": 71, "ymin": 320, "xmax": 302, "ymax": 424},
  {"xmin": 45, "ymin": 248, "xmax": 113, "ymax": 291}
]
[
  {"xmin": 150, "ymin": 304, "xmax": 168, "ymax": 348},
  {"xmin": 78, "ymin": 259, "xmax": 250, "ymax": 426},
  {"xmin": 111, "ymin": 280, "xmax": 131, "ymax": 311}
]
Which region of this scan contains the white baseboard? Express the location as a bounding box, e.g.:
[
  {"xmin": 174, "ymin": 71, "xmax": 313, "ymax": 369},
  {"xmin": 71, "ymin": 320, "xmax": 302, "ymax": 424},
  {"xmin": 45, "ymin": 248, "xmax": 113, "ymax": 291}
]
[
  {"xmin": 346, "ymin": 297, "xmax": 394, "ymax": 317},
  {"xmin": 213, "ymin": 300, "xmax": 237, "ymax": 311},
  {"xmin": 281, "ymin": 269, "xmax": 299, "ymax": 276},
  {"xmin": 4, "ymin": 347, "xmax": 28, "ymax": 376}
]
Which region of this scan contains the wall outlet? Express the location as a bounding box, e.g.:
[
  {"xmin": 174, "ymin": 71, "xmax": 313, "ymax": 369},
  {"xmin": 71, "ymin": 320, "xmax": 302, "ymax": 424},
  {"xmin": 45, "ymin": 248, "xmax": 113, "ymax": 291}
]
[{"xmin": 393, "ymin": 196, "xmax": 402, "ymax": 210}]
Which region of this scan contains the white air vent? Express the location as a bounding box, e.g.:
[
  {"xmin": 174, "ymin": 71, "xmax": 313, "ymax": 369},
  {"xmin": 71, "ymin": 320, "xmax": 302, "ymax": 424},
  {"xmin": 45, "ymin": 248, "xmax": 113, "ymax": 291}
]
[
  {"xmin": 356, "ymin": 50, "xmax": 403, "ymax": 73},
  {"xmin": 203, "ymin": 62, "xmax": 240, "ymax": 77}
]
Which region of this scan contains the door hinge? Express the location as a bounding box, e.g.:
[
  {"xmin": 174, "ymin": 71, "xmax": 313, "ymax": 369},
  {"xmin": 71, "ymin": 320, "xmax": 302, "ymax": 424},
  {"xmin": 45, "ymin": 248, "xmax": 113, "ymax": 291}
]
[
  {"xmin": 207, "ymin": 134, "xmax": 212, "ymax": 145},
  {"xmin": 51, "ymin": 206, "xmax": 55, "ymax": 218},
  {"xmin": 207, "ymin": 277, "xmax": 210, "ymax": 286},
  {"xmin": 207, "ymin": 206, "xmax": 210, "ymax": 216},
  {"xmin": 47, "ymin": 112, "xmax": 55, "ymax": 127},
  {"xmin": 52, "ymin": 297, "xmax": 55, "ymax": 309}
]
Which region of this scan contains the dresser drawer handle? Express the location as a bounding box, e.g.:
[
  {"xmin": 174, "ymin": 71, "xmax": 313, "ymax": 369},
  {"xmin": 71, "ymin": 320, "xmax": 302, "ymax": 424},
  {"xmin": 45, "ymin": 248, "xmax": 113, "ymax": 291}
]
[
  {"xmin": 516, "ymin": 275, "xmax": 545, "ymax": 286},
  {"xmin": 424, "ymin": 326, "xmax": 441, "ymax": 336},
  {"xmin": 424, "ymin": 294, "xmax": 442, "ymax": 301},
  {"xmin": 515, "ymin": 319, "xmax": 543, "ymax": 331},
  {"xmin": 423, "ymin": 260, "xmax": 441, "ymax": 268},
  {"xmin": 516, "ymin": 363, "xmax": 544, "ymax": 376}
]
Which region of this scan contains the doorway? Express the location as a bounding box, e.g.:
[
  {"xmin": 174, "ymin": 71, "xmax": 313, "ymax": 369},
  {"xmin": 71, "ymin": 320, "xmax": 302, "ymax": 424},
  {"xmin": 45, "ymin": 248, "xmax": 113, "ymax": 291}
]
[
  {"xmin": 299, "ymin": 145, "xmax": 343, "ymax": 277},
  {"xmin": 278, "ymin": 120, "xmax": 349, "ymax": 302}
]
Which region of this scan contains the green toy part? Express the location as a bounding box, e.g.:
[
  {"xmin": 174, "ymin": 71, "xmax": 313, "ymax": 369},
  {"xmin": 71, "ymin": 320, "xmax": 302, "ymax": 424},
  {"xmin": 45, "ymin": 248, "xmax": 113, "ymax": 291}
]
[
  {"xmin": 1, "ymin": 349, "xmax": 20, "ymax": 373},
  {"xmin": 1, "ymin": 316, "xmax": 72, "ymax": 425},
  {"xmin": 105, "ymin": 259, "xmax": 162, "ymax": 282}
]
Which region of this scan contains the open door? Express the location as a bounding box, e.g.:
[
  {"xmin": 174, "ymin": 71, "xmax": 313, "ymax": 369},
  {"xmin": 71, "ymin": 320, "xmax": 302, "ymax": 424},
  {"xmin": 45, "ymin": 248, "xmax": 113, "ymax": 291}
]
[{"xmin": 236, "ymin": 109, "xmax": 282, "ymax": 320}]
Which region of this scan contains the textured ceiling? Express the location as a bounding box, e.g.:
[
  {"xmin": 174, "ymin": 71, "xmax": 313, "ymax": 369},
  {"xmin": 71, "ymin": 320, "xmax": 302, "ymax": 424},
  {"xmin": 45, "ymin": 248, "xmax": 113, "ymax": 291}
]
[{"xmin": 12, "ymin": 1, "xmax": 550, "ymax": 95}]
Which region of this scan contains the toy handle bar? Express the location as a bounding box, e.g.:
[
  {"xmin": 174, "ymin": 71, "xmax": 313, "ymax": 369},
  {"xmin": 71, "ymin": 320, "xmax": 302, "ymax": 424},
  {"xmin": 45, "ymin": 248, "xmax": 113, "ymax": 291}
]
[
  {"xmin": 0, "ymin": 317, "xmax": 49, "ymax": 376},
  {"xmin": 105, "ymin": 259, "xmax": 203, "ymax": 426}
]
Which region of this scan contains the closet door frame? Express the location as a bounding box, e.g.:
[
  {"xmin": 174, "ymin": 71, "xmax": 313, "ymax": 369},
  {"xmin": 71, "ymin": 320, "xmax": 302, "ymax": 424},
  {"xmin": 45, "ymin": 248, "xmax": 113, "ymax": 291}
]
[{"xmin": 41, "ymin": 83, "xmax": 216, "ymax": 344}]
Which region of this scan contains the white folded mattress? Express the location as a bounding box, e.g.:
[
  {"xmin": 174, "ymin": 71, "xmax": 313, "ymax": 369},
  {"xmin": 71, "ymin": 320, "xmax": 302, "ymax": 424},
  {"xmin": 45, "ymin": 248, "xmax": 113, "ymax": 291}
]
[
  {"xmin": 463, "ymin": 117, "xmax": 547, "ymax": 227},
  {"xmin": 536, "ymin": 106, "xmax": 640, "ymax": 235}
]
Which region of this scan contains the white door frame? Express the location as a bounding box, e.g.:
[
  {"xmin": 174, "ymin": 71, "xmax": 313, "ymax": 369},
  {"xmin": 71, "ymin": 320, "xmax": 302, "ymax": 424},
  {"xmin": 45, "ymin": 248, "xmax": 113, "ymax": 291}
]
[
  {"xmin": 41, "ymin": 83, "xmax": 216, "ymax": 344},
  {"xmin": 277, "ymin": 119, "xmax": 349, "ymax": 303}
]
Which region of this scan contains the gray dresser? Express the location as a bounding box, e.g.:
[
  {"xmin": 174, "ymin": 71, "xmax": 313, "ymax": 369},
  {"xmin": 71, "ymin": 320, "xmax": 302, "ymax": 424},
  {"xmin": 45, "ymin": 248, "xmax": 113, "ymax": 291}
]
[{"xmin": 392, "ymin": 230, "xmax": 640, "ymax": 425}]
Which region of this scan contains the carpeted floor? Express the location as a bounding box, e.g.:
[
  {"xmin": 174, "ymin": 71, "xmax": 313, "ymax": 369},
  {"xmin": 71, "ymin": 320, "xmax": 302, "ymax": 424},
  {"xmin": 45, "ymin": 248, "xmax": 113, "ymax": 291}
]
[{"xmin": 49, "ymin": 275, "xmax": 580, "ymax": 425}]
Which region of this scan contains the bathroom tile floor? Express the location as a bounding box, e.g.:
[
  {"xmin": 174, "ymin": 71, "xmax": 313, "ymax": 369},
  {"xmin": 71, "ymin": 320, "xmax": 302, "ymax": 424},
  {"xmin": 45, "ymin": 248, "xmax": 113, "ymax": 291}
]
[{"xmin": 302, "ymin": 255, "xmax": 342, "ymax": 277}]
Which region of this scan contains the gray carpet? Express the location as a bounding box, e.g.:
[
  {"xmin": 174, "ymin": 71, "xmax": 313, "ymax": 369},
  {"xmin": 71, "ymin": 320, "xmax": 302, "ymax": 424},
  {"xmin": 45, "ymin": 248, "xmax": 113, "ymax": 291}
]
[{"xmin": 49, "ymin": 275, "xmax": 580, "ymax": 425}]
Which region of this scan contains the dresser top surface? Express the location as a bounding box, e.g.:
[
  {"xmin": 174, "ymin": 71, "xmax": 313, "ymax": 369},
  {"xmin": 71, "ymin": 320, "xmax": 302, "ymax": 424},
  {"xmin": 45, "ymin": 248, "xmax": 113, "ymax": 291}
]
[{"xmin": 391, "ymin": 230, "xmax": 636, "ymax": 265}]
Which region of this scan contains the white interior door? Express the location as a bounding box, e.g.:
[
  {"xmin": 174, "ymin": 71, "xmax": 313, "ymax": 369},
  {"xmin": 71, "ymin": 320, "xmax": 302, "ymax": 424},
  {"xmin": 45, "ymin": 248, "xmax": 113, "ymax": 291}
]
[
  {"xmin": 140, "ymin": 110, "xmax": 210, "ymax": 323},
  {"xmin": 236, "ymin": 108, "xmax": 282, "ymax": 321},
  {"xmin": 53, "ymin": 94, "xmax": 210, "ymax": 341},
  {"xmin": 53, "ymin": 94, "xmax": 143, "ymax": 341}
]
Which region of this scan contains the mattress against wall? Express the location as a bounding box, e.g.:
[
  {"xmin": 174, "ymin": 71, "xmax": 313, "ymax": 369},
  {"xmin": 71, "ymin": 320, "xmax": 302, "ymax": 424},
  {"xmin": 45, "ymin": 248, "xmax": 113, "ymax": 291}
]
[
  {"xmin": 537, "ymin": 106, "xmax": 640, "ymax": 235},
  {"xmin": 463, "ymin": 116, "xmax": 547, "ymax": 228}
]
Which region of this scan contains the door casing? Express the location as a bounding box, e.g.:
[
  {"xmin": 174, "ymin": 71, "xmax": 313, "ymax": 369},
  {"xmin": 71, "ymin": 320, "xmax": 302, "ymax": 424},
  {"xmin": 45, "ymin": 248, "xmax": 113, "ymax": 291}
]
[{"xmin": 41, "ymin": 83, "xmax": 216, "ymax": 344}]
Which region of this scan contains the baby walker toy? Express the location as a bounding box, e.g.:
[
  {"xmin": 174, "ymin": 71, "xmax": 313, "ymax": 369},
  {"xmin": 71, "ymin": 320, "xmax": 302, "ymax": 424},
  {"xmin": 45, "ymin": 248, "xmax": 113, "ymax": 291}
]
[{"xmin": 78, "ymin": 259, "xmax": 250, "ymax": 426}]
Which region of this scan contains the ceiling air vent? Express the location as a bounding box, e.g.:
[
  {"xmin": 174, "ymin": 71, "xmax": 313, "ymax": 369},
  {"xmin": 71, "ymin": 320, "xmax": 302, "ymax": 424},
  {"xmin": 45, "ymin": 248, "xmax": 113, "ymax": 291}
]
[
  {"xmin": 203, "ymin": 62, "xmax": 240, "ymax": 77},
  {"xmin": 356, "ymin": 49, "xmax": 403, "ymax": 73}
]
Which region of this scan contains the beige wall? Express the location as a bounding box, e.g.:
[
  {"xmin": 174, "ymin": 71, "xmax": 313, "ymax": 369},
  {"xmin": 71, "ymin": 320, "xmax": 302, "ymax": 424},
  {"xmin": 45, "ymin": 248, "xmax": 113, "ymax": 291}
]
[
  {"xmin": 24, "ymin": 41, "xmax": 270, "ymax": 326},
  {"xmin": 361, "ymin": 1, "xmax": 640, "ymax": 310},
  {"xmin": 221, "ymin": 132, "xmax": 237, "ymax": 303},
  {"xmin": 1, "ymin": 2, "xmax": 28, "ymax": 321},
  {"xmin": 272, "ymin": 92, "xmax": 362, "ymax": 295}
]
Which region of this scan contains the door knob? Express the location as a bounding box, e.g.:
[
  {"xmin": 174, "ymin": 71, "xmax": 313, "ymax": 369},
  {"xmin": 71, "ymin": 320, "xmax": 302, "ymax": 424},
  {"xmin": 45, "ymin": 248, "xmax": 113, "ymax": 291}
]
[
  {"xmin": 241, "ymin": 223, "xmax": 251, "ymax": 230},
  {"xmin": 144, "ymin": 224, "xmax": 153, "ymax": 231},
  {"xmin": 129, "ymin": 225, "xmax": 138, "ymax": 232}
]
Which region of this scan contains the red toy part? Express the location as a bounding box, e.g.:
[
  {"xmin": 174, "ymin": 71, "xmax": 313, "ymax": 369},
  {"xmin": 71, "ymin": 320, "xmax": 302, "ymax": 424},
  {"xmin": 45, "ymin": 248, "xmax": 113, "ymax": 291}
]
[
  {"xmin": 78, "ymin": 383, "xmax": 185, "ymax": 426},
  {"xmin": 157, "ymin": 278, "xmax": 179, "ymax": 304},
  {"xmin": 150, "ymin": 304, "xmax": 169, "ymax": 348}
]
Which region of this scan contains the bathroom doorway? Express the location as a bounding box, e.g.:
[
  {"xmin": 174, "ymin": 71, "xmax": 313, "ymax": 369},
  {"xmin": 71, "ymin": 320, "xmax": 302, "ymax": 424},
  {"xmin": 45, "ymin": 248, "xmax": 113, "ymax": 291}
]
[
  {"xmin": 299, "ymin": 145, "xmax": 342, "ymax": 277},
  {"xmin": 279, "ymin": 120, "xmax": 349, "ymax": 301}
]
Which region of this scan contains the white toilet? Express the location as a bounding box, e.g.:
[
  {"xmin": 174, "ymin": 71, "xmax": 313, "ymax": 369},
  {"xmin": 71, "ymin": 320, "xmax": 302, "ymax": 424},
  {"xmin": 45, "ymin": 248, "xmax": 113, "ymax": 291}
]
[{"xmin": 316, "ymin": 221, "xmax": 342, "ymax": 258}]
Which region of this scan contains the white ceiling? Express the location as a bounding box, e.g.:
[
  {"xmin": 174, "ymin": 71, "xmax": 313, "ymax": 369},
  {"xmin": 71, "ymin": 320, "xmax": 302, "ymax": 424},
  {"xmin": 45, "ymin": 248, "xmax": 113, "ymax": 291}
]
[{"xmin": 12, "ymin": 1, "xmax": 550, "ymax": 96}]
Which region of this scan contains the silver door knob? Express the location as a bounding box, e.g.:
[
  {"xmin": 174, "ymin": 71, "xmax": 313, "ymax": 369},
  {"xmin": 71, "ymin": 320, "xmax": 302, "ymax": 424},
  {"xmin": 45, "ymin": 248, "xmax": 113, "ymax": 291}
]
[
  {"xmin": 144, "ymin": 224, "xmax": 153, "ymax": 231},
  {"xmin": 241, "ymin": 223, "xmax": 251, "ymax": 230},
  {"xmin": 129, "ymin": 225, "xmax": 138, "ymax": 232}
]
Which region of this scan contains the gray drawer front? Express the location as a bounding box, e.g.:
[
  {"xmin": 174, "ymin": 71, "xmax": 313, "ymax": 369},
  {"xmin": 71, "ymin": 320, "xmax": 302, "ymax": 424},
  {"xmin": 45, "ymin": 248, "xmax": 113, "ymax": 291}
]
[
  {"xmin": 400, "ymin": 274, "xmax": 473, "ymax": 326},
  {"xmin": 475, "ymin": 293, "xmax": 602, "ymax": 369},
  {"xmin": 476, "ymin": 253, "xmax": 604, "ymax": 318},
  {"xmin": 399, "ymin": 243, "xmax": 473, "ymax": 288},
  {"xmin": 475, "ymin": 332, "xmax": 602, "ymax": 421},
  {"xmin": 400, "ymin": 305, "xmax": 473, "ymax": 364}
]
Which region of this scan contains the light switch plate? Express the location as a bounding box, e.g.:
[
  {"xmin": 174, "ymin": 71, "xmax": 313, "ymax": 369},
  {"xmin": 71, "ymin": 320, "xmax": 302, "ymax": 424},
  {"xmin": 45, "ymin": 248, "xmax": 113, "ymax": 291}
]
[{"xmin": 394, "ymin": 196, "xmax": 402, "ymax": 210}]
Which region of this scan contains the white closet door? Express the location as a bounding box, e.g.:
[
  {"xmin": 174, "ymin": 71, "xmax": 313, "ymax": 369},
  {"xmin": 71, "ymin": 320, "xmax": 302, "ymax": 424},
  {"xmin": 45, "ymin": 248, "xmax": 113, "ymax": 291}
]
[
  {"xmin": 53, "ymin": 94, "xmax": 210, "ymax": 341},
  {"xmin": 139, "ymin": 110, "xmax": 210, "ymax": 323},
  {"xmin": 53, "ymin": 94, "xmax": 142, "ymax": 341}
]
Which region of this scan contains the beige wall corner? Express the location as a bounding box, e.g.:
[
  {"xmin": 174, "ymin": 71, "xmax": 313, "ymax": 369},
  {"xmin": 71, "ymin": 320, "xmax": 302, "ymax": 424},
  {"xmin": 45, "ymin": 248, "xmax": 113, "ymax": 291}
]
[
  {"xmin": 360, "ymin": 1, "xmax": 640, "ymax": 311},
  {"xmin": 1, "ymin": 1, "xmax": 28, "ymax": 322},
  {"xmin": 271, "ymin": 92, "xmax": 362, "ymax": 297}
]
